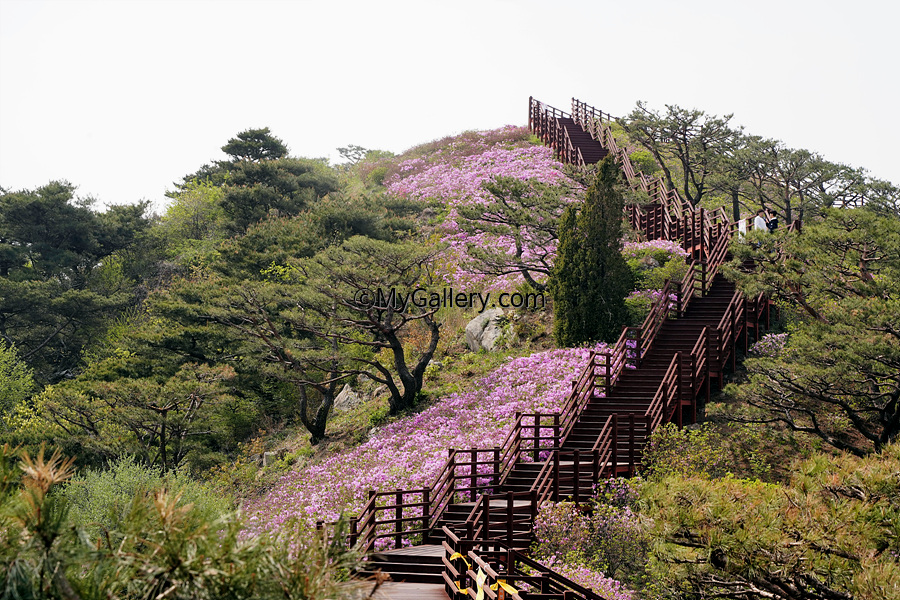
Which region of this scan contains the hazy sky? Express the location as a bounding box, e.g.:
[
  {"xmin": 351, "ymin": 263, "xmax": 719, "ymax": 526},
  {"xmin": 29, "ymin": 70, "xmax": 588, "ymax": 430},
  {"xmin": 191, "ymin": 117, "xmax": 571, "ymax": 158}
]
[{"xmin": 1, "ymin": 0, "xmax": 897, "ymax": 213}]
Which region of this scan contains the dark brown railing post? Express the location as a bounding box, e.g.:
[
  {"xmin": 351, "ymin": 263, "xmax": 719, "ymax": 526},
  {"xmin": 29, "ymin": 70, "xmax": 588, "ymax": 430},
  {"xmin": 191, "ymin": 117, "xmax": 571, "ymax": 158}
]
[
  {"xmin": 611, "ymin": 414, "xmax": 619, "ymax": 476},
  {"xmin": 470, "ymin": 449, "xmax": 478, "ymax": 501},
  {"xmin": 731, "ymin": 304, "xmax": 738, "ymax": 371},
  {"xmin": 349, "ymin": 517, "xmax": 358, "ymax": 547},
  {"xmin": 514, "ymin": 412, "xmax": 522, "ymax": 460},
  {"xmin": 628, "ymin": 413, "xmax": 636, "ymax": 477},
  {"xmin": 506, "ymin": 491, "xmax": 515, "ymax": 545},
  {"xmin": 553, "ymin": 450, "xmax": 560, "ymax": 502},
  {"xmin": 601, "ymin": 351, "xmax": 610, "ymax": 396},
  {"xmin": 493, "ymin": 447, "xmax": 500, "ymax": 490},
  {"xmin": 587, "ymin": 350, "xmax": 596, "ymax": 397},
  {"xmin": 676, "ymin": 351, "xmax": 683, "ymax": 428},
  {"xmin": 533, "ymin": 412, "xmax": 541, "ymax": 462},
  {"xmin": 554, "ymin": 413, "xmax": 560, "ymax": 449},
  {"xmin": 366, "ymin": 490, "xmax": 376, "ymax": 549},
  {"xmin": 482, "ymin": 494, "xmax": 491, "ymax": 541},
  {"xmin": 573, "ymin": 449, "xmax": 581, "ymax": 504},
  {"xmin": 394, "ymin": 489, "xmax": 403, "ymax": 549},
  {"xmin": 422, "ymin": 489, "xmax": 431, "ymax": 541},
  {"xmin": 530, "ymin": 488, "xmax": 538, "ymax": 525}
]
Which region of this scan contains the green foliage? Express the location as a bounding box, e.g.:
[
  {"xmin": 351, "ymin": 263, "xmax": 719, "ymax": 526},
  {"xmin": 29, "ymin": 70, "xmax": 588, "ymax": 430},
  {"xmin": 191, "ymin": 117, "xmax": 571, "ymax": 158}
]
[
  {"xmin": 643, "ymin": 422, "xmax": 774, "ymax": 483},
  {"xmin": 60, "ymin": 454, "xmax": 232, "ymax": 541},
  {"xmin": 533, "ymin": 479, "xmax": 649, "ymax": 585},
  {"xmin": 219, "ymin": 157, "xmax": 340, "ymax": 233},
  {"xmin": 35, "ymin": 351, "xmax": 251, "ymax": 472},
  {"xmin": 725, "ymin": 207, "xmax": 900, "ymax": 455},
  {"xmin": 274, "ymin": 235, "xmax": 444, "ymax": 416},
  {"xmin": 171, "ymin": 128, "xmax": 341, "ymax": 235},
  {"xmin": 0, "ymin": 182, "xmax": 152, "ymax": 384},
  {"xmin": 628, "ymin": 150, "xmax": 660, "ymax": 176},
  {"xmin": 623, "ymin": 101, "xmax": 740, "ymax": 207},
  {"xmin": 221, "ymin": 127, "xmax": 289, "ymax": 162},
  {"xmin": 552, "ymin": 158, "xmax": 633, "ymax": 345},
  {"xmin": 161, "ymin": 178, "xmax": 228, "ymax": 265},
  {"xmin": 0, "ymin": 444, "xmax": 372, "ymax": 600},
  {"xmin": 641, "ymin": 443, "xmax": 900, "ymax": 600},
  {"xmin": 625, "ymin": 254, "xmax": 690, "ymax": 293},
  {"xmin": 0, "ymin": 342, "xmax": 34, "ymax": 426},
  {"xmin": 642, "ymin": 423, "xmax": 733, "ymax": 481},
  {"xmin": 455, "ymin": 175, "xmax": 570, "ymax": 292}
]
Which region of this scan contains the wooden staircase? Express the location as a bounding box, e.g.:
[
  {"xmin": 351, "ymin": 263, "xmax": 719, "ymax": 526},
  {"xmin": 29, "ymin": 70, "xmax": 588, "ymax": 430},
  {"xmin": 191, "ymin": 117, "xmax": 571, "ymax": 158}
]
[{"xmin": 344, "ymin": 97, "xmax": 783, "ymax": 599}]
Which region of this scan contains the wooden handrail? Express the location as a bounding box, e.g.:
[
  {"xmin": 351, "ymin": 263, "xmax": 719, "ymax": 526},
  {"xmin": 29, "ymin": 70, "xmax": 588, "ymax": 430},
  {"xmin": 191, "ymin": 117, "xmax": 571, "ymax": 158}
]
[
  {"xmin": 442, "ymin": 527, "xmax": 607, "ymax": 600},
  {"xmin": 645, "ymin": 353, "xmax": 681, "ymax": 431}
]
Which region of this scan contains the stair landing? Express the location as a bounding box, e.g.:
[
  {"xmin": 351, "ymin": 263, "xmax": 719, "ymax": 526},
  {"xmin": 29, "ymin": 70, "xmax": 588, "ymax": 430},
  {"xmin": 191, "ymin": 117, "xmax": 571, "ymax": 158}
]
[{"xmin": 376, "ymin": 582, "xmax": 449, "ymax": 599}]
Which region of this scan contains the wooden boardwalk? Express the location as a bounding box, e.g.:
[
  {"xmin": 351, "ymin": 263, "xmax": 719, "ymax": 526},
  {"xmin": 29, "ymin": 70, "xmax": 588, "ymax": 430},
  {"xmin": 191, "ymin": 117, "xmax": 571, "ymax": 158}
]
[
  {"xmin": 374, "ymin": 544, "xmax": 444, "ymax": 560},
  {"xmin": 376, "ymin": 582, "xmax": 449, "ymax": 599}
]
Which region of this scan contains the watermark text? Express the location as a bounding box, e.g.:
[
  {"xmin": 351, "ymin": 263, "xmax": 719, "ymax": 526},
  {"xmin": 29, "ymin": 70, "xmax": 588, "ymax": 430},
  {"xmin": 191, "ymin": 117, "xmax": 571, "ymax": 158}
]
[{"xmin": 352, "ymin": 287, "xmax": 545, "ymax": 313}]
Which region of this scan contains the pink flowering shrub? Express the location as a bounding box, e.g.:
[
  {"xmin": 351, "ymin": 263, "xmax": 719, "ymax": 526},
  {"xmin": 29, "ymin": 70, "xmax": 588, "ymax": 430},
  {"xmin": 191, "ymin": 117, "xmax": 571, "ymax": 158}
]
[
  {"xmin": 241, "ymin": 346, "xmax": 602, "ymax": 538},
  {"xmin": 542, "ymin": 559, "xmax": 634, "ymax": 600},
  {"xmin": 532, "ymin": 477, "xmax": 646, "ymax": 596},
  {"xmin": 383, "ymin": 128, "xmax": 574, "ymax": 290},
  {"xmin": 532, "ymin": 502, "xmax": 591, "ymax": 562},
  {"xmin": 750, "ymin": 332, "xmax": 789, "ymax": 357},
  {"xmin": 593, "ymin": 476, "xmax": 640, "ymax": 508},
  {"xmin": 621, "ymin": 239, "xmax": 689, "ymax": 263}
]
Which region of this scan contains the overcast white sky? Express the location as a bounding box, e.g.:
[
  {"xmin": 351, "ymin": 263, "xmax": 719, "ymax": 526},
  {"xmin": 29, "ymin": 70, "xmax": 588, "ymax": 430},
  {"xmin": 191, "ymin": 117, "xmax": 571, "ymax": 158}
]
[{"xmin": 1, "ymin": 0, "xmax": 897, "ymax": 213}]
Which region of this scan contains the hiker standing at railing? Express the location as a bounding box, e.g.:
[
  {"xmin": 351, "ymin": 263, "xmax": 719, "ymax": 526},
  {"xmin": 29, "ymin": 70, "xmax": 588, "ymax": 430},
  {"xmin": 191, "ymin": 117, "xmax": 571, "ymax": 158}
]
[
  {"xmin": 765, "ymin": 209, "xmax": 779, "ymax": 233},
  {"xmin": 754, "ymin": 209, "xmax": 769, "ymax": 232}
]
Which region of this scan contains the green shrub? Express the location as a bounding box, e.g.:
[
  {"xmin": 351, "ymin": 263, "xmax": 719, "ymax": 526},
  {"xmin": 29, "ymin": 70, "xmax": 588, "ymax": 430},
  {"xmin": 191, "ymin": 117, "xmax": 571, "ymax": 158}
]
[
  {"xmin": 641, "ymin": 444, "xmax": 900, "ymax": 600},
  {"xmin": 1, "ymin": 445, "xmax": 371, "ymax": 600},
  {"xmin": 60, "ymin": 455, "xmax": 233, "ymax": 541},
  {"xmin": 628, "ymin": 150, "xmax": 660, "ymax": 176},
  {"xmin": 642, "ymin": 422, "xmax": 732, "ymax": 480},
  {"xmin": 367, "ymin": 165, "xmax": 388, "ymax": 187}
]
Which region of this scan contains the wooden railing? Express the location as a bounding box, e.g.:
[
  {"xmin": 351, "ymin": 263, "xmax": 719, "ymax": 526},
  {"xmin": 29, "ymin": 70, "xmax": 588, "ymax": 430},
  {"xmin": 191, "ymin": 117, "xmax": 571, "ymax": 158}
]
[
  {"xmin": 461, "ymin": 490, "xmax": 537, "ymax": 548},
  {"xmin": 443, "ymin": 526, "xmax": 607, "ymax": 600},
  {"xmin": 350, "ymin": 347, "xmax": 608, "ymax": 551},
  {"xmin": 645, "ymin": 353, "xmax": 682, "ymax": 431}
]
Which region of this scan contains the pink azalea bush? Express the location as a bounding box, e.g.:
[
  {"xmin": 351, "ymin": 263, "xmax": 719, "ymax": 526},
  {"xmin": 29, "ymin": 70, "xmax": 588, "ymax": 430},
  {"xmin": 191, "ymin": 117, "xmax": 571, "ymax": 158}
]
[
  {"xmin": 384, "ymin": 127, "xmax": 574, "ymax": 290},
  {"xmin": 750, "ymin": 332, "xmax": 789, "ymax": 357},
  {"xmin": 541, "ymin": 560, "xmax": 633, "ymax": 600},
  {"xmin": 621, "ymin": 239, "xmax": 689, "ymax": 263},
  {"xmin": 241, "ymin": 346, "xmax": 603, "ymax": 538},
  {"xmin": 622, "ymin": 240, "xmax": 689, "ymax": 326},
  {"xmin": 624, "ymin": 289, "xmax": 678, "ymax": 327},
  {"xmin": 531, "ymin": 478, "xmax": 646, "ymax": 599}
]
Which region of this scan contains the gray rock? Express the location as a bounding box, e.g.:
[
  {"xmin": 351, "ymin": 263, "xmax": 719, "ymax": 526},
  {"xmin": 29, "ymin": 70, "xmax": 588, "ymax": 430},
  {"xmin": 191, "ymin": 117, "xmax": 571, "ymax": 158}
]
[
  {"xmin": 262, "ymin": 449, "xmax": 287, "ymax": 467},
  {"xmin": 464, "ymin": 308, "xmax": 506, "ymax": 352},
  {"xmin": 637, "ymin": 256, "xmax": 660, "ymax": 270},
  {"xmin": 333, "ymin": 384, "xmax": 362, "ymax": 413}
]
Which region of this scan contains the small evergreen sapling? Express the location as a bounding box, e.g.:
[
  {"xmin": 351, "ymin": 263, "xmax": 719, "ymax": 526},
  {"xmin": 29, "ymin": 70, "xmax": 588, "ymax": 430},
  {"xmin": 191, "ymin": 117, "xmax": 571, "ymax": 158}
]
[{"xmin": 552, "ymin": 158, "xmax": 633, "ymax": 346}]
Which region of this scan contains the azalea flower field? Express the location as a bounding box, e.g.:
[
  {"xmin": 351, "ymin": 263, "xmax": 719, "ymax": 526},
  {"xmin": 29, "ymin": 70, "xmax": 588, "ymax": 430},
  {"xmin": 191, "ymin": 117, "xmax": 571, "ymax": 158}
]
[
  {"xmin": 242, "ymin": 346, "xmax": 601, "ymax": 536},
  {"xmin": 384, "ymin": 126, "xmax": 574, "ymax": 289}
]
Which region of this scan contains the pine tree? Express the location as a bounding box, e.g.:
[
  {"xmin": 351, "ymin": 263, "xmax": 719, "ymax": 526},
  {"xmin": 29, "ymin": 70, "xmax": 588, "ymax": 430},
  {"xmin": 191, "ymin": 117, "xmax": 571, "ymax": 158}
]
[{"xmin": 552, "ymin": 157, "xmax": 633, "ymax": 346}]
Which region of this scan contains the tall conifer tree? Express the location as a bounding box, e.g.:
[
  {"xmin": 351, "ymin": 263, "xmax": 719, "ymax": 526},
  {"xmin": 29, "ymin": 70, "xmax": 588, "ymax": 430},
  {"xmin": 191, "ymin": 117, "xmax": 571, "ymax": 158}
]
[{"xmin": 552, "ymin": 158, "xmax": 633, "ymax": 345}]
